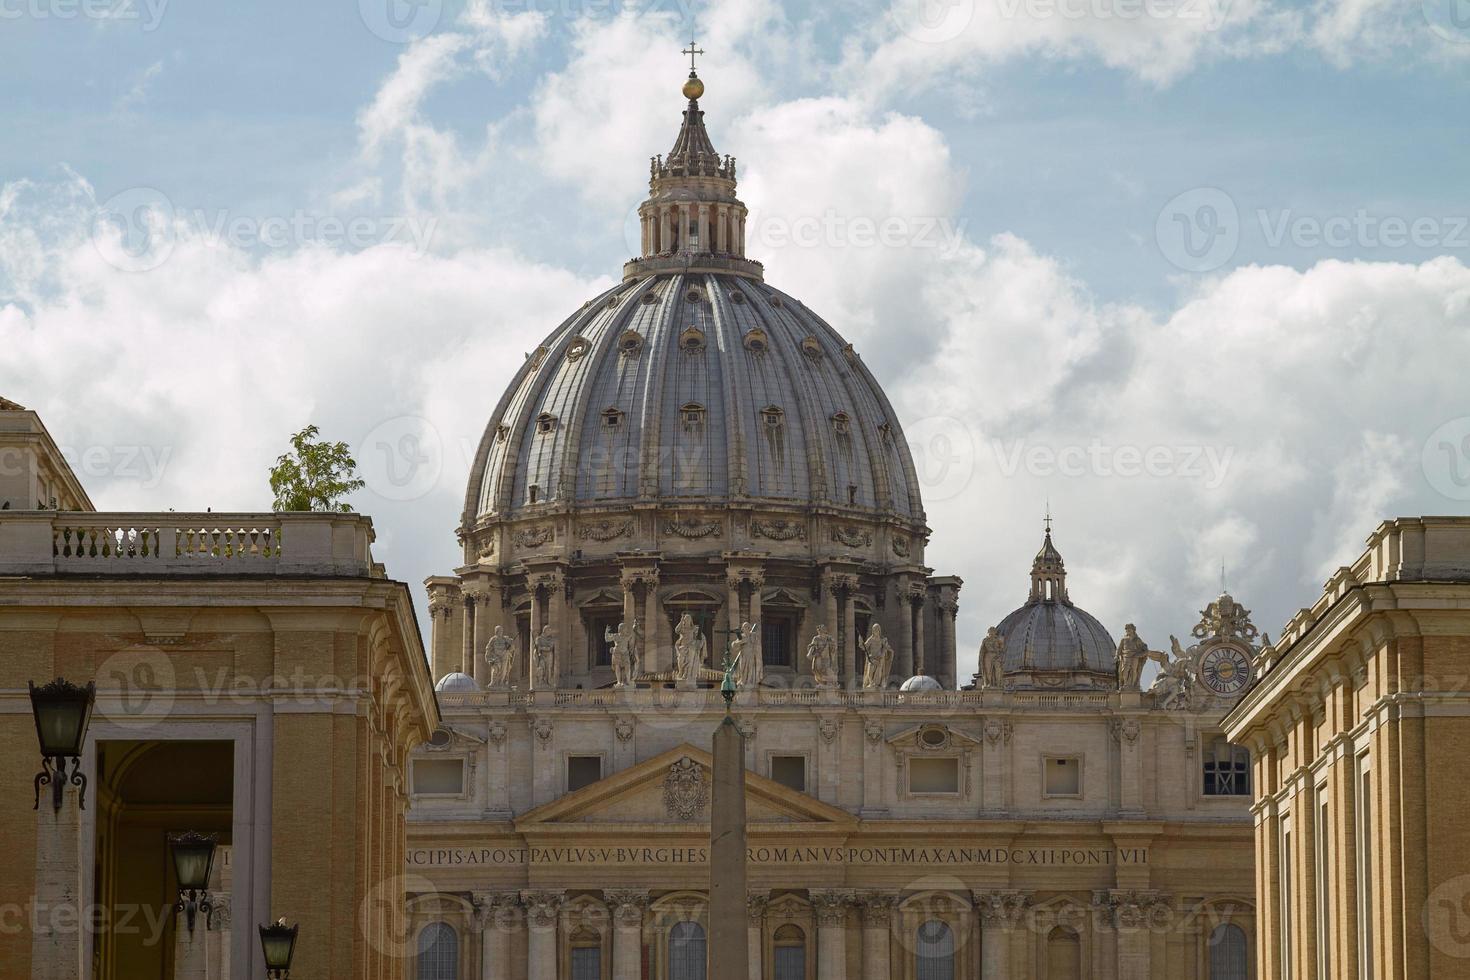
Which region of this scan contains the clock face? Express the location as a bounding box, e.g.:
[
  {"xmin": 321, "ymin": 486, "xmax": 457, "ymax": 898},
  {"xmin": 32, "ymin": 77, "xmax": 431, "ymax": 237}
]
[{"xmin": 1198, "ymin": 644, "xmax": 1253, "ymax": 696}]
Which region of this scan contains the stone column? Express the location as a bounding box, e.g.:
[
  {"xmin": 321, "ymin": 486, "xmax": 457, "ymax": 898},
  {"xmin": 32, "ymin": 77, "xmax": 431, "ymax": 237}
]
[
  {"xmin": 698, "ymin": 204, "xmax": 711, "ymax": 253},
  {"xmin": 860, "ymin": 720, "xmax": 887, "ymax": 816},
  {"xmin": 973, "ymin": 891, "xmax": 1029, "ymax": 980},
  {"xmin": 474, "ymin": 892, "xmax": 520, "ymax": 980},
  {"xmin": 841, "ymin": 585, "xmax": 857, "ymax": 684},
  {"xmin": 547, "ymin": 572, "xmax": 567, "ymax": 686},
  {"xmin": 811, "ymin": 891, "xmax": 851, "ymax": 980},
  {"xmin": 822, "ymin": 574, "xmax": 839, "ymax": 678},
  {"xmin": 642, "ymin": 571, "xmax": 662, "ymax": 674},
  {"xmin": 1101, "ymin": 890, "xmax": 1165, "ymax": 980},
  {"xmin": 462, "ymin": 592, "xmax": 478, "ymax": 676},
  {"xmin": 747, "ymin": 892, "xmax": 768, "ymax": 980},
  {"xmin": 939, "ymin": 598, "xmax": 958, "ymax": 686},
  {"xmin": 660, "ymin": 205, "xmax": 673, "ymax": 253},
  {"xmin": 717, "ymin": 205, "xmax": 730, "ymax": 254},
  {"xmin": 911, "ymin": 591, "xmax": 927, "ymax": 674},
  {"xmin": 523, "ymin": 891, "xmax": 562, "ymax": 980},
  {"xmin": 895, "ymin": 583, "xmax": 914, "ymax": 679},
  {"xmin": 748, "ymin": 581, "xmax": 763, "ymax": 629},
  {"xmin": 858, "ymin": 892, "xmax": 895, "ymax": 980},
  {"xmin": 620, "ymin": 572, "xmax": 638, "ymax": 630},
  {"xmin": 172, "ymin": 910, "xmax": 210, "ymax": 980},
  {"xmin": 608, "ymin": 890, "xmax": 648, "ymax": 980},
  {"xmin": 31, "ymin": 788, "xmax": 84, "ymax": 980},
  {"xmin": 737, "ymin": 213, "xmax": 746, "ymax": 255},
  {"xmin": 711, "ymin": 716, "xmax": 749, "ymax": 980},
  {"xmin": 528, "ymin": 583, "xmax": 544, "ymax": 690}
]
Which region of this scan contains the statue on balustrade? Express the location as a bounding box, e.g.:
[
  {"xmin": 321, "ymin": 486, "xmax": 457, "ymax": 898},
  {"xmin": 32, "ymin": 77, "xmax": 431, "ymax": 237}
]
[
  {"xmin": 674, "ymin": 613, "xmax": 707, "ymax": 686},
  {"xmin": 730, "ymin": 621, "xmax": 762, "ymax": 689},
  {"xmin": 806, "ymin": 623, "xmax": 838, "ymax": 688},
  {"xmin": 1115, "ymin": 623, "xmax": 1155, "ymax": 692},
  {"xmin": 977, "ymin": 625, "xmax": 1006, "ymax": 690},
  {"xmin": 483, "ymin": 625, "xmax": 516, "ymax": 689},
  {"xmin": 606, "ymin": 619, "xmax": 641, "ymax": 688},
  {"xmin": 1148, "ymin": 636, "xmax": 1196, "ymax": 710},
  {"xmin": 531, "ymin": 625, "xmax": 557, "ymax": 690},
  {"xmin": 859, "ymin": 623, "xmax": 894, "ymax": 690}
]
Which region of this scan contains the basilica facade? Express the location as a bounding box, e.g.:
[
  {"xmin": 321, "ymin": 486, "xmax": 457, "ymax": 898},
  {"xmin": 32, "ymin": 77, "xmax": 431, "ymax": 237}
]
[{"xmin": 402, "ymin": 67, "xmax": 1260, "ymax": 980}]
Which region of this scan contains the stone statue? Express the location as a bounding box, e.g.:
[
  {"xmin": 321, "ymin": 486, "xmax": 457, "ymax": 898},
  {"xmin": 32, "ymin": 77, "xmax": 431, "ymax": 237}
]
[
  {"xmin": 606, "ymin": 619, "xmax": 639, "ymax": 688},
  {"xmin": 977, "ymin": 626, "xmax": 1006, "ymax": 690},
  {"xmin": 531, "ymin": 625, "xmax": 557, "ymax": 690},
  {"xmin": 482, "ymin": 625, "xmax": 516, "ymax": 689},
  {"xmin": 674, "ymin": 613, "xmax": 706, "ymax": 684},
  {"xmin": 859, "ymin": 623, "xmax": 894, "ymax": 690},
  {"xmin": 1115, "ymin": 623, "xmax": 1152, "ymax": 691},
  {"xmin": 730, "ymin": 621, "xmax": 762, "ymax": 689},
  {"xmin": 1148, "ymin": 635, "xmax": 1195, "ymax": 710},
  {"xmin": 806, "ymin": 624, "xmax": 838, "ymax": 688}
]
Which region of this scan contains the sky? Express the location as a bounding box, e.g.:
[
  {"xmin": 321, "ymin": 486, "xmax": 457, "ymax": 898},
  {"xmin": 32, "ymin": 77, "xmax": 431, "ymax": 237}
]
[{"xmin": 2, "ymin": 0, "xmax": 1469, "ymax": 679}]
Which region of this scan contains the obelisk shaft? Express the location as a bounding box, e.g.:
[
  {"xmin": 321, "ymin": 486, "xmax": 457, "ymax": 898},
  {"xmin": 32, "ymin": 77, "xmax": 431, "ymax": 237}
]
[{"xmin": 710, "ymin": 714, "xmax": 748, "ymax": 980}]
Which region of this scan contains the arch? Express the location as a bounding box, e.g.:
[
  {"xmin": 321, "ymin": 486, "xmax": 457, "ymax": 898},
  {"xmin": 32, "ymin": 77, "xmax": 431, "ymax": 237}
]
[
  {"xmin": 669, "ymin": 920, "xmax": 707, "ymax": 980},
  {"xmin": 772, "ymin": 924, "xmax": 806, "ymax": 980},
  {"xmin": 415, "ymin": 921, "xmax": 459, "ymax": 980},
  {"xmin": 1046, "ymin": 926, "xmax": 1081, "ymax": 980},
  {"xmin": 1208, "ymin": 923, "xmax": 1248, "ymax": 980},
  {"xmin": 915, "ymin": 919, "xmax": 955, "ymax": 980}
]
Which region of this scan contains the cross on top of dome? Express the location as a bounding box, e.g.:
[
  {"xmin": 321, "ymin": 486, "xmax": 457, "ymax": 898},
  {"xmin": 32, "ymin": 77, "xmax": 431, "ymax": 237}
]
[{"xmin": 1030, "ymin": 516, "xmax": 1069, "ymax": 603}]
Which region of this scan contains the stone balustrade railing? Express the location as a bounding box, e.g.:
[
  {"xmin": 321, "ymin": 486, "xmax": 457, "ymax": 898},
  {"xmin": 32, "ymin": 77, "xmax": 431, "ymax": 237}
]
[
  {"xmin": 0, "ymin": 511, "xmax": 378, "ymax": 577},
  {"xmin": 435, "ymin": 687, "xmax": 1121, "ymax": 711}
]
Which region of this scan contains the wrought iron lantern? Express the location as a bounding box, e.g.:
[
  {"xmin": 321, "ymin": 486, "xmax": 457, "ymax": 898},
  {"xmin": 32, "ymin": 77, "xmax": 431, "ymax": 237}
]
[
  {"xmin": 168, "ymin": 831, "xmax": 218, "ymax": 932},
  {"xmin": 259, "ymin": 919, "xmax": 299, "ymax": 978},
  {"xmin": 29, "ymin": 678, "xmax": 95, "ymax": 811}
]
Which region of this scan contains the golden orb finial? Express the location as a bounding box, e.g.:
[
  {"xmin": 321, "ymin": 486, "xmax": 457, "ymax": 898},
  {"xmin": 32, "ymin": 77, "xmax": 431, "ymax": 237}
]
[{"xmin": 683, "ymin": 72, "xmax": 705, "ymax": 101}]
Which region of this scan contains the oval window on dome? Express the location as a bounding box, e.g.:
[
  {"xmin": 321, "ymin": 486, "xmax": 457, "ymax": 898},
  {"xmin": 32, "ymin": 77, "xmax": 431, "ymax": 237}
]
[
  {"xmin": 566, "ymin": 337, "xmax": 591, "ymax": 361},
  {"xmin": 641, "ymin": 291, "xmax": 659, "ymax": 305},
  {"xmin": 618, "ymin": 330, "xmax": 644, "ymax": 357},
  {"xmin": 680, "ymin": 325, "xmax": 706, "ymax": 353},
  {"xmin": 743, "ymin": 329, "xmax": 768, "ymax": 354},
  {"xmin": 680, "ymin": 403, "xmax": 707, "ymax": 428},
  {"xmin": 536, "ymin": 413, "xmax": 557, "ymax": 435},
  {"xmin": 769, "ymin": 294, "xmax": 783, "ymax": 308},
  {"xmin": 800, "ymin": 336, "xmax": 823, "ymax": 360},
  {"xmin": 729, "ymin": 290, "xmax": 746, "ymax": 305}
]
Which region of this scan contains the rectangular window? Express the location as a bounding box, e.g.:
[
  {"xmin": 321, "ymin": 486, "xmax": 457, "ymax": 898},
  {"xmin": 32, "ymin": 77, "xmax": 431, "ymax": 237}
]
[
  {"xmin": 1316, "ymin": 787, "xmax": 1331, "ymax": 980},
  {"xmin": 909, "ymin": 757, "xmax": 960, "ymax": 794},
  {"xmin": 568, "ymin": 756, "xmax": 603, "ymax": 792},
  {"xmin": 1203, "ymin": 737, "xmax": 1252, "ymax": 796},
  {"xmin": 571, "ymin": 946, "xmax": 601, "ymax": 980},
  {"xmin": 1043, "ymin": 757, "xmax": 1081, "ymax": 797},
  {"xmin": 762, "ymin": 617, "xmax": 794, "ymax": 668},
  {"xmin": 588, "ymin": 614, "xmax": 619, "ymax": 668},
  {"xmin": 412, "ymin": 758, "xmax": 465, "ymax": 796},
  {"xmin": 771, "ymin": 755, "xmax": 806, "ymax": 792}
]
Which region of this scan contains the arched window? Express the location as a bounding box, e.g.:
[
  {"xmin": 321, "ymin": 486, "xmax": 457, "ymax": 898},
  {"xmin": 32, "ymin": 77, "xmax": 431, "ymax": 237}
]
[
  {"xmin": 416, "ymin": 922, "xmax": 458, "ymax": 980},
  {"xmin": 669, "ymin": 921, "xmax": 707, "ymax": 980},
  {"xmin": 1046, "ymin": 927, "xmax": 1081, "ymax": 980},
  {"xmin": 915, "ymin": 920, "xmax": 954, "ymax": 980},
  {"xmin": 773, "ymin": 924, "xmax": 806, "ymax": 980},
  {"xmin": 1209, "ymin": 923, "xmax": 1248, "ymax": 980}
]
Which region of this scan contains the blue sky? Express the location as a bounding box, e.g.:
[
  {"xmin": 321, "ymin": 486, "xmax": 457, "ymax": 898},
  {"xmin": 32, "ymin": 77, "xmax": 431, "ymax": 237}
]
[{"xmin": 3, "ymin": 0, "xmax": 1469, "ymax": 671}]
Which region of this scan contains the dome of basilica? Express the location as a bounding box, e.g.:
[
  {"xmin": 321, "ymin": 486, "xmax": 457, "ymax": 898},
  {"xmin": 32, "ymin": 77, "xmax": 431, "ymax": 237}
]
[
  {"xmin": 462, "ymin": 75, "xmax": 923, "ymax": 528},
  {"xmin": 995, "ymin": 527, "xmax": 1117, "ymax": 687}
]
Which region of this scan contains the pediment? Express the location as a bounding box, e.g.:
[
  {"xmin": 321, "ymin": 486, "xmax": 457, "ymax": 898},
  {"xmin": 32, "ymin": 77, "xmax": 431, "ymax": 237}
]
[
  {"xmin": 515, "ymin": 743, "xmax": 856, "ymax": 829},
  {"xmin": 886, "ymin": 723, "xmax": 982, "ymax": 750}
]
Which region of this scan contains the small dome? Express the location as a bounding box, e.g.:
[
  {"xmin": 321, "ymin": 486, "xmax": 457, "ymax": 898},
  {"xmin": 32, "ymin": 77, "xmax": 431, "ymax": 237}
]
[
  {"xmin": 899, "ymin": 673, "xmax": 943, "ymax": 692},
  {"xmin": 996, "ymin": 526, "xmax": 1117, "ymax": 686},
  {"xmin": 435, "ymin": 671, "xmax": 480, "ymax": 694}
]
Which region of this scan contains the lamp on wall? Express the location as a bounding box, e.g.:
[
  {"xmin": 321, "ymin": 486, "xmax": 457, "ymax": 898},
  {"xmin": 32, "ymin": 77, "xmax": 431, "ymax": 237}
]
[
  {"xmin": 28, "ymin": 678, "xmax": 95, "ymax": 811},
  {"xmin": 259, "ymin": 919, "xmax": 299, "ymax": 978},
  {"xmin": 167, "ymin": 831, "xmax": 218, "ymax": 932}
]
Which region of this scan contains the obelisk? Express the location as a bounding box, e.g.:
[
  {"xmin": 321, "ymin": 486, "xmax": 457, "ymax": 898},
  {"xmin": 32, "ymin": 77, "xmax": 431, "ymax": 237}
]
[{"xmin": 709, "ymin": 667, "xmax": 748, "ymax": 980}]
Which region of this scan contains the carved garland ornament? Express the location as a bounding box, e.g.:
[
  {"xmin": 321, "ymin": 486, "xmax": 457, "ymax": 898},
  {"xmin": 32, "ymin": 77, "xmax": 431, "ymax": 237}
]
[
  {"xmin": 751, "ymin": 518, "xmax": 807, "ymax": 541},
  {"xmin": 665, "ymin": 518, "xmax": 722, "ymax": 540},
  {"xmin": 514, "ymin": 525, "xmax": 553, "ymax": 549},
  {"xmin": 577, "ymin": 520, "xmax": 633, "ymax": 542},
  {"xmin": 830, "ymin": 525, "xmax": 873, "ymax": 549},
  {"xmin": 662, "ymin": 756, "xmax": 709, "ymax": 821}
]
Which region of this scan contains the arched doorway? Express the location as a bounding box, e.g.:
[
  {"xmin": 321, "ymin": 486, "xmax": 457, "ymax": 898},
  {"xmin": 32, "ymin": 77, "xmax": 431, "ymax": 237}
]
[{"xmin": 1046, "ymin": 927, "xmax": 1081, "ymax": 980}]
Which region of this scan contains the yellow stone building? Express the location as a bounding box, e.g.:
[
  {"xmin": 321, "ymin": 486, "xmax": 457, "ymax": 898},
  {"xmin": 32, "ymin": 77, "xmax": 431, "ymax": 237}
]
[
  {"xmin": 1223, "ymin": 517, "xmax": 1470, "ymax": 980},
  {"xmin": 0, "ymin": 399, "xmax": 440, "ymax": 978}
]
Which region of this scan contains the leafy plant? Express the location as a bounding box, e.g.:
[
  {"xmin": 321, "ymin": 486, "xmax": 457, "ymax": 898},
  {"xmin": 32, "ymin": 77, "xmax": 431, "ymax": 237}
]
[{"xmin": 269, "ymin": 424, "xmax": 364, "ymax": 512}]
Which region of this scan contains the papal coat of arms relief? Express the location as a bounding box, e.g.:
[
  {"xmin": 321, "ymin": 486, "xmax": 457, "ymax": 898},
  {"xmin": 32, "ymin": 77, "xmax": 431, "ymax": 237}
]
[{"xmin": 662, "ymin": 756, "xmax": 709, "ymax": 821}]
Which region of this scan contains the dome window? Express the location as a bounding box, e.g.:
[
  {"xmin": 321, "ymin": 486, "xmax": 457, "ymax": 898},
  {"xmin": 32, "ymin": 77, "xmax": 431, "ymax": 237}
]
[
  {"xmin": 761, "ymin": 406, "xmax": 785, "ymax": 429},
  {"xmin": 566, "ymin": 337, "xmax": 591, "ymax": 361},
  {"xmin": 800, "ymin": 336, "xmax": 824, "ymax": 360},
  {"xmin": 680, "ymin": 402, "xmax": 707, "ymax": 428},
  {"xmin": 495, "ymin": 424, "xmax": 509, "ymax": 443},
  {"xmin": 831, "ymin": 412, "xmax": 851, "ymax": 435},
  {"xmin": 743, "ymin": 328, "xmax": 769, "ymax": 354},
  {"xmin": 601, "ymin": 407, "xmax": 624, "ymax": 429},
  {"xmin": 686, "ymin": 285, "xmax": 705, "ymax": 304},
  {"xmin": 729, "ymin": 290, "xmax": 746, "ymax": 305},
  {"xmin": 679, "ymin": 325, "xmax": 706, "ymax": 353},
  {"xmin": 919, "ymin": 725, "xmax": 950, "ymax": 749},
  {"xmin": 618, "ymin": 330, "xmax": 644, "ymax": 357},
  {"xmin": 770, "ymin": 294, "xmax": 783, "ymax": 308},
  {"xmin": 528, "ymin": 484, "xmax": 541, "ymax": 504},
  {"xmin": 535, "ymin": 413, "xmax": 558, "ymax": 435},
  {"xmin": 641, "ymin": 292, "xmax": 659, "ymax": 305}
]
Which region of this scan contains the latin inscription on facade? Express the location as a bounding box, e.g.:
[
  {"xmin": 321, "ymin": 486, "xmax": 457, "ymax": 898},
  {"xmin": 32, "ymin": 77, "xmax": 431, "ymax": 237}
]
[{"xmin": 407, "ymin": 845, "xmax": 1148, "ymax": 868}]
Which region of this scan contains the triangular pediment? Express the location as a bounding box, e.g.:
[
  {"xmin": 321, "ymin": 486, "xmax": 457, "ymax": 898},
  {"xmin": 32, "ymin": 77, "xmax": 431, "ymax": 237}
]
[{"xmin": 515, "ymin": 743, "xmax": 856, "ymax": 829}]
